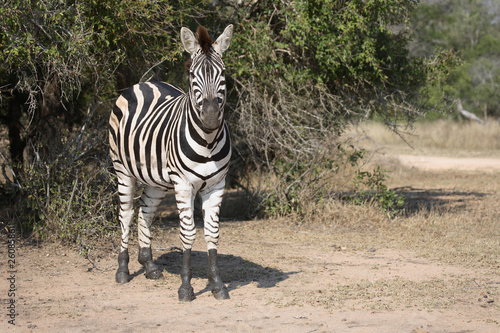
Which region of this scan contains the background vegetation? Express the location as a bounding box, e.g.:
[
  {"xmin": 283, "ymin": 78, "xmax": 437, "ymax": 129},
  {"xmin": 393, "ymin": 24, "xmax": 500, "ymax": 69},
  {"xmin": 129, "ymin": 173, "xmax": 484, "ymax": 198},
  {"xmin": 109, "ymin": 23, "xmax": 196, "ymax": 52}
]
[
  {"xmin": 411, "ymin": 0, "xmax": 500, "ymax": 118},
  {"xmin": 1, "ymin": 0, "xmax": 491, "ymax": 247}
]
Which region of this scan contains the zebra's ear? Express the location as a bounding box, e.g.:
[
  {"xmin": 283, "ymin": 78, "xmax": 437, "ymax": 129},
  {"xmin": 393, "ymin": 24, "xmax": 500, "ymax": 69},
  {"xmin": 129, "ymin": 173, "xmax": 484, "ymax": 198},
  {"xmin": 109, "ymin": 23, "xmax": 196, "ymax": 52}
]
[
  {"xmin": 180, "ymin": 27, "xmax": 200, "ymax": 55},
  {"xmin": 213, "ymin": 25, "xmax": 233, "ymax": 55}
]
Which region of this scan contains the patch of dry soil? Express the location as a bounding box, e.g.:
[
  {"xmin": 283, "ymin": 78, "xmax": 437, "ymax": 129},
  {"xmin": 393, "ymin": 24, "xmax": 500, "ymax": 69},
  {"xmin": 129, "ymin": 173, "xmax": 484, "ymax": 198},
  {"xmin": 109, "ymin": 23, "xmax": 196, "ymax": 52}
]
[
  {"xmin": 397, "ymin": 155, "xmax": 500, "ymax": 172},
  {"xmin": 1, "ymin": 219, "xmax": 499, "ymax": 333}
]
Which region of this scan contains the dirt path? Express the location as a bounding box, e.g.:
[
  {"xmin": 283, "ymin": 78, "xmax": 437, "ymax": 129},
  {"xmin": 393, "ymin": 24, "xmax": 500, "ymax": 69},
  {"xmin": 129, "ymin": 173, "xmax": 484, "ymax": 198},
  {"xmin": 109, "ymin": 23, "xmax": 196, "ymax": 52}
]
[{"xmin": 397, "ymin": 154, "xmax": 500, "ymax": 172}]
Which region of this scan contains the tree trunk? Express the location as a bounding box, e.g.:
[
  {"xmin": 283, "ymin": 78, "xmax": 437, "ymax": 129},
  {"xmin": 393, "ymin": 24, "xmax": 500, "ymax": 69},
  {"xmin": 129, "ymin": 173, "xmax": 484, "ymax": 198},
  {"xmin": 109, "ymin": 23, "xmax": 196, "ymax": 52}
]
[
  {"xmin": 30, "ymin": 74, "xmax": 66, "ymax": 161},
  {"xmin": 7, "ymin": 95, "xmax": 26, "ymax": 174},
  {"xmin": 116, "ymin": 64, "xmax": 134, "ymax": 93}
]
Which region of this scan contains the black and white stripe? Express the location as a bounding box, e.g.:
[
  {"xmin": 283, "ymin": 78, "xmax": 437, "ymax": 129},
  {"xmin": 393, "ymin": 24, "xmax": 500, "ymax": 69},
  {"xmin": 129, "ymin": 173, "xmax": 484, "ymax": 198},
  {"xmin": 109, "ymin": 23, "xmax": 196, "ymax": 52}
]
[{"xmin": 109, "ymin": 25, "xmax": 234, "ymax": 301}]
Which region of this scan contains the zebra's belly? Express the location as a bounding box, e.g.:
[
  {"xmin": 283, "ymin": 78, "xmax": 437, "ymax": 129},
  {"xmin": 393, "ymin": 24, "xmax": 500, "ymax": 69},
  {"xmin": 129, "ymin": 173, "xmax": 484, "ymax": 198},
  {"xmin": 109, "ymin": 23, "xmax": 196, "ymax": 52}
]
[{"xmin": 127, "ymin": 159, "xmax": 174, "ymax": 190}]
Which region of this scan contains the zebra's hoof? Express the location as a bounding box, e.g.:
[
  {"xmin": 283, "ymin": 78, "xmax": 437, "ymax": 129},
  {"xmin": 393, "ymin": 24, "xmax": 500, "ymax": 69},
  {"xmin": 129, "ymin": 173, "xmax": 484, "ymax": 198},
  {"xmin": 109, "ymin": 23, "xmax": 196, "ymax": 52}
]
[
  {"xmin": 212, "ymin": 286, "xmax": 229, "ymax": 300},
  {"xmin": 145, "ymin": 269, "xmax": 164, "ymax": 280},
  {"xmin": 115, "ymin": 271, "xmax": 130, "ymax": 284},
  {"xmin": 178, "ymin": 286, "xmax": 195, "ymax": 302}
]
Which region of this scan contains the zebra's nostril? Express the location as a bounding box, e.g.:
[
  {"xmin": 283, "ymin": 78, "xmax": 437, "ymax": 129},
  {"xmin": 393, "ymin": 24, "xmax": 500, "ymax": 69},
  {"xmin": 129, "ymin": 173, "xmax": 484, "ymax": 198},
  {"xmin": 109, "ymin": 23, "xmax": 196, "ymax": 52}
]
[{"xmin": 202, "ymin": 98, "xmax": 221, "ymax": 120}]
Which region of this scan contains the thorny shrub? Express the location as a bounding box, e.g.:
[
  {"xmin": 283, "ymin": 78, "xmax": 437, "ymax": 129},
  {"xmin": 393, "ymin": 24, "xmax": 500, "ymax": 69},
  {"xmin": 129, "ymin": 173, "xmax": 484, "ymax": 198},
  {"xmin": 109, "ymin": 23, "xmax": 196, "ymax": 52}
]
[
  {"xmin": 228, "ymin": 78, "xmax": 399, "ymax": 217},
  {"xmin": 347, "ymin": 166, "xmax": 405, "ymax": 217},
  {"xmin": 8, "ymin": 112, "xmax": 117, "ymax": 254}
]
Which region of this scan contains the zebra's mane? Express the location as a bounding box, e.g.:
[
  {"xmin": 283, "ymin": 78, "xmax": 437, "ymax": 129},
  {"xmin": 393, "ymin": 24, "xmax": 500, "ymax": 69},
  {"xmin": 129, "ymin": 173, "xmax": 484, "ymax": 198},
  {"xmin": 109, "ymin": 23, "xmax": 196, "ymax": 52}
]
[{"xmin": 196, "ymin": 26, "xmax": 213, "ymax": 55}]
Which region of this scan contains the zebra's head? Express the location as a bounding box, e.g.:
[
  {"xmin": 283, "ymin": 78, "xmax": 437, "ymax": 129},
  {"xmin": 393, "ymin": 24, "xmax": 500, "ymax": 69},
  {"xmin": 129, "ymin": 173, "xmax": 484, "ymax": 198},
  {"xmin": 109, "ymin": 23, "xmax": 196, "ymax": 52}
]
[{"xmin": 180, "ymin": 25, "xmax": 233, "ymax": 132}]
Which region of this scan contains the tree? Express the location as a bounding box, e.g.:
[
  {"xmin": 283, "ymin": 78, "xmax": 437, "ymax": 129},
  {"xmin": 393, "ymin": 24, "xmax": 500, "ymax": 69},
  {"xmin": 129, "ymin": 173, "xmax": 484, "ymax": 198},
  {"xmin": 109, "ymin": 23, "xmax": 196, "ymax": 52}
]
[
  {"xmin": 220, "ymin": 0, "xmax": 456, "ymax": 214},
  {"xmin": 0, "ymin": 0, "xmax": 458, "ymax": 241},
  {"xmin": 410, "ymin": 0, "xmax": 500, "ymax": 118},
  {"xmin": 0, "ymin": 0, "xmax": 203, "ymax": 166},
  {"xmin": 0, "ymin": 0, "xmax": 207, "ymax": 241}
]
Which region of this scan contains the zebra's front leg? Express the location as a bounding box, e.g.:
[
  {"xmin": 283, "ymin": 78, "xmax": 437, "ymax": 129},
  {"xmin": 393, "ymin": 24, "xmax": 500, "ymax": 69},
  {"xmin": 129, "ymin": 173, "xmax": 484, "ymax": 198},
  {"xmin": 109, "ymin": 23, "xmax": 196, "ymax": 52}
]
[
  {"xmin": 175, "ymin": 184, "xmax": 196, "ymax": 302},
  {"xmin": 137, "ymin": 185, "xmax": 167, "ymax": 280},
  {"xmin": 201, "ymin": 185, "xmax": 229, "ymax": 300},
  {"xmin": 178, "ymin": 247, "xmax": 193, "ymax": 302}
]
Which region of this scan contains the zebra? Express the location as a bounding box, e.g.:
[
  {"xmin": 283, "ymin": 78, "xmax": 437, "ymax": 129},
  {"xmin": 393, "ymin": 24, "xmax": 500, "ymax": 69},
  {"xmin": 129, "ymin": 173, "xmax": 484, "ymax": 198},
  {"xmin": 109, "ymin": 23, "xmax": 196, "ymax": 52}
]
[{"xmin": 108, "ymin": 25, "xmax": 233, "ymax": 301}]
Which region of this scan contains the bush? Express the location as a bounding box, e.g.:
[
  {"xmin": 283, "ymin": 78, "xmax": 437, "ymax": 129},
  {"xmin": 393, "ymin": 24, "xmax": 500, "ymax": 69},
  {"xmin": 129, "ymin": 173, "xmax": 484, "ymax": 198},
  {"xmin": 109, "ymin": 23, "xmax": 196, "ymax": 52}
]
[
  {"xmin": 10, "ymin": 111, "xmax": 117, "ymax": 253},
  {"xmin": 347, "ymin": 166, "xmax": 405, "ymax": 216},
  {"xmin": 224, "ymin": 0, "xmax": 455, "ymax": 217},
  {"xmin": 16, "ymin": 159, "xmax": 116, "ymax": 247}
]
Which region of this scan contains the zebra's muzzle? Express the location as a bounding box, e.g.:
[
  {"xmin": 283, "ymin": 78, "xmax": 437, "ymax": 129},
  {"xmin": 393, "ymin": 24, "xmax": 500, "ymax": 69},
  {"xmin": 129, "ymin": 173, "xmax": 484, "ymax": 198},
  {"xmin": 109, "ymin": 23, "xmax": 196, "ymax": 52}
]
[{"xmin": 201, "ymin": 98, "xmax": 222, "ymax": 131}]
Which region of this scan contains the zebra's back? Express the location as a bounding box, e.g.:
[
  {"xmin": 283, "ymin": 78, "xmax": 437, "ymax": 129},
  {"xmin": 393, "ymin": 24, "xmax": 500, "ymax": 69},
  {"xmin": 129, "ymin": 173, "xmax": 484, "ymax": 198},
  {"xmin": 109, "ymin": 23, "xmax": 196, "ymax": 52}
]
[{"xmin": 109, "ymin": 81, "xmax": 185, "ymax": 188}]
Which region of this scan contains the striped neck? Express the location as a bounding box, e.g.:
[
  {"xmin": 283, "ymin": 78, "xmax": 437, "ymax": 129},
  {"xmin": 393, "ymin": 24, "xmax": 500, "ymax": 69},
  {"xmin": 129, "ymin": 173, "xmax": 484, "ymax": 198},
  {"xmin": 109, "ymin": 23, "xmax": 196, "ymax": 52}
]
[{"xmin": 185, "ymin": 96, "xmax": 225, "ymax": 149}]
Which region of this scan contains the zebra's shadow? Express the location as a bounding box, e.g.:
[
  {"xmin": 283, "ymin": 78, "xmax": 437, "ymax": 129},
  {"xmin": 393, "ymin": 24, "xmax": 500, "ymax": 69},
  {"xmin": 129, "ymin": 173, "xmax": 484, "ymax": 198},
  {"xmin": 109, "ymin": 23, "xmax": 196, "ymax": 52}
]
[{"xmin": 151, "ymin": 249, "xmax": 297, "ymax": 297}]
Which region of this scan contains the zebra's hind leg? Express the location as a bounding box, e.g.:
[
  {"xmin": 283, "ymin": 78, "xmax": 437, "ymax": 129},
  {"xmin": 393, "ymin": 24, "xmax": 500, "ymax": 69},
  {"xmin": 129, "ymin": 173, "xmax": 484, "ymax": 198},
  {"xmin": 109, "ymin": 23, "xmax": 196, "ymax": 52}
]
[
  {"xmin": 201, "ymin": 184, "xmax": 229, "ymax": 300},
  {"xmin": 115, "ymin": 173, "xmax": 136, "ymax": 283},
  {"xmin": 137, "ymin": 185, "xmax": 167, "ymax": 280}
]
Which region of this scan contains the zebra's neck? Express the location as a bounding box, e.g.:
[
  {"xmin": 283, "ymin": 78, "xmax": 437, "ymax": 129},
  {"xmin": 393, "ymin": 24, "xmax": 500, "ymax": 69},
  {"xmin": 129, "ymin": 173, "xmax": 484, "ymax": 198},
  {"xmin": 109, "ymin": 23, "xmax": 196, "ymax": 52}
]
[{"xmin": 183, "ymin": 95, "xmax": 225, "ymax": 149}]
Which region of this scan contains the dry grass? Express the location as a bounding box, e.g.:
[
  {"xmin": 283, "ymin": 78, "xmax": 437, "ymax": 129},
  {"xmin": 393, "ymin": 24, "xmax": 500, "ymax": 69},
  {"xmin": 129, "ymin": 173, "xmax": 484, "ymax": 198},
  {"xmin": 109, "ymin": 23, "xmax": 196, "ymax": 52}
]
[
  {"xmin": 295, "ymin": 183, "xmax": 499, "ymax": 269},
  {"xmin": 218, "ymin": 120, "xmax": 500, "ymax": 275},
  {"xmin": 389, "ymin": 171, "xmax": 500, "ymax": 267},
  {"xmin": 278, "ymin": 276, "xmax": 471, "ymax": 311},
  {"xmin": 216, "ymin": 176, "xmax": 499, "ymax": 312},
  {"xmin": 328, "ymin": 120, "xmax": 500, "ymax": 272},
  {"xmin": 348, "ymin": 119, "xmax": 500, "ymax": 158}
]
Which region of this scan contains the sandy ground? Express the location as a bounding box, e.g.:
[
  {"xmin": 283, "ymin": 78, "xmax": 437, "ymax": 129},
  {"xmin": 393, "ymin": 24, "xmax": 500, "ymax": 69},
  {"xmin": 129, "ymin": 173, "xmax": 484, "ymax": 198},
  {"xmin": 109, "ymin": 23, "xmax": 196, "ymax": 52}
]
[
  {"xmin": 397, "ymin": 155, "xmax": 500, "ymax": 172},
  {"xmin": 2, "ymin": 231, "xmax": 499, "ymax": 333},
  {"xmin": 1, "ymin": 153, "xmax": 499, "ymax": 333}
]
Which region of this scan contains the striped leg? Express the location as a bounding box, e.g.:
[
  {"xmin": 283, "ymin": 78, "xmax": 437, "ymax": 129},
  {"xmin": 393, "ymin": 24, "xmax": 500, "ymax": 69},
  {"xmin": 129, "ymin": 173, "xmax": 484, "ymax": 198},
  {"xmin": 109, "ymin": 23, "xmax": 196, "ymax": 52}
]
[
  {"xmin": 201, "ymin": 183, "xmax": 225, "ymax": 250},
  {"xmin": 175, "ymin": 183, "xmax": 197, "ymax": 250},
  {"xmin": 115, "ymin": 173, "xmax": 136, "ymax": 283},
  {"xmin": 174, "ymin": 182, "xmax": 196, "ymax": 301},
  {"xmin": 137, "ymin": 185, "xmax": 167, "ymax": 280},
  {"xmin": 201, "ymin": 183, "xmax": 229, "ymax": 300}
]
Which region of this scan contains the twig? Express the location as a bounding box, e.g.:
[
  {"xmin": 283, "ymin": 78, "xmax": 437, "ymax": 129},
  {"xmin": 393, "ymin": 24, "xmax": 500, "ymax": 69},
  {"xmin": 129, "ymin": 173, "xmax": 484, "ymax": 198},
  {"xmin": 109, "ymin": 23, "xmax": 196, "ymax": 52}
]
[
  {"xmin": 153, "ymin": 245, "xmax": 183, "ymax": 252},
  {"xmin": 86, "ymin": 256, "xmax": 113, "ymax": 272},
  {"xmin": 463, "ymin": 279, "xmax": 500, "ymax": 289},
  {"xmin": 140, "ymin": 58, "xmax": 168, "ymax": 83},
  {"xmin": 0, "ymin": 151, "xmax": 21, "ymax": 188},
  {"xmin": 63, "ymin": 173, "xmax": 79, "ymax": 231}
]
